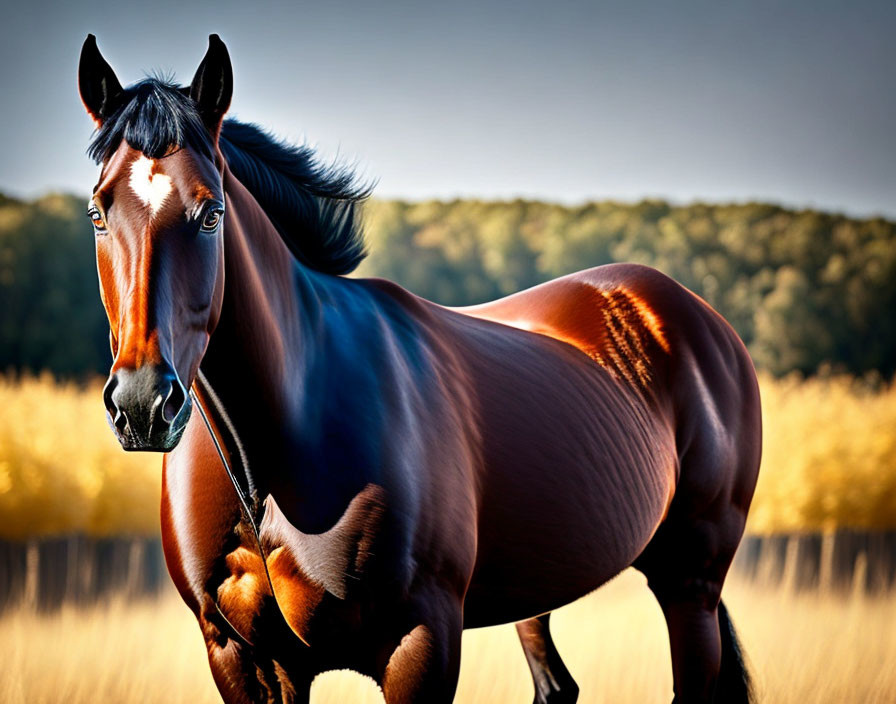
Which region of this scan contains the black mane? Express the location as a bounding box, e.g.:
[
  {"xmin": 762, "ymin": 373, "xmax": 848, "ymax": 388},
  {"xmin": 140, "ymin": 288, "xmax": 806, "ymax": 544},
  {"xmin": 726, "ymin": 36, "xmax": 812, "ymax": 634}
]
[{"xmin": 88, "ymin": 78, "xmax": 370, "ymax": 274}]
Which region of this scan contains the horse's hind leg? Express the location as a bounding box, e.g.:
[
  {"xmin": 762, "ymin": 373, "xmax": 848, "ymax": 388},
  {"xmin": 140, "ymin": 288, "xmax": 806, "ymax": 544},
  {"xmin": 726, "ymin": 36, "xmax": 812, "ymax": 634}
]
[
  {"xmin": 648, "ymin": 577, "xmax": 724, "ymax": 704},
  {"xmin": 516, "ymin": 613, "xmax": 579, "ymax": 704},
  {"xmin": 635, "ymin": 512, "xmax": 753, "ymax": 704}
]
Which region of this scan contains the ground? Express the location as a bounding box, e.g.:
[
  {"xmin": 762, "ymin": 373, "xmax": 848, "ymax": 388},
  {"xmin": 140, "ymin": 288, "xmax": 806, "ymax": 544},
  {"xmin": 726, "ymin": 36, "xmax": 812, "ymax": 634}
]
[{"xmin": 2, "ymin": 569, "xmax": 894, "ymax": 703}]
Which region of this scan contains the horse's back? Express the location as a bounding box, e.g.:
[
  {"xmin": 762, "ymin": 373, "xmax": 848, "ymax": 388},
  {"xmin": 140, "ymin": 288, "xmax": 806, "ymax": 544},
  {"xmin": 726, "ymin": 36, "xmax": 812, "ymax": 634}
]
[
  {"xmin": 458, "ymin": 262, "xmax": 760, "ymax": 483},
  {"xmin": 433, "ymin": 266, "xmax": 670, "ymax": 624},
  {"xmin": 451, "ymin": 263, "xmax": 760, "ymax": 624}
]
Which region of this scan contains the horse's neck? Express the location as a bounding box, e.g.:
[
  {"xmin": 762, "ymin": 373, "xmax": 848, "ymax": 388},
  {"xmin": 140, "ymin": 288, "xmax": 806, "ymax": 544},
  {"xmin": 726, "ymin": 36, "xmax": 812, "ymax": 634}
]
[
  {"xmin": 199, "ymin": 168, "xmax": 362, "ymax": 531},
  {"xmin": 204, "ymin": 171, "xmax": 302, "ymax": 394}
]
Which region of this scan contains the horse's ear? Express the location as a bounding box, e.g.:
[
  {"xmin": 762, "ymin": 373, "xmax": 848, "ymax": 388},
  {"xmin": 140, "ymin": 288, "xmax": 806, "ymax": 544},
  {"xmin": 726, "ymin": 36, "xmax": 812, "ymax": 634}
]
[
  {"xmin": 78, "ymin": 34, "xmax": 124, "ymax": 127},
  {"xmin": 190, "ymin": 34, "xmax": 233, "ymax": 137}
]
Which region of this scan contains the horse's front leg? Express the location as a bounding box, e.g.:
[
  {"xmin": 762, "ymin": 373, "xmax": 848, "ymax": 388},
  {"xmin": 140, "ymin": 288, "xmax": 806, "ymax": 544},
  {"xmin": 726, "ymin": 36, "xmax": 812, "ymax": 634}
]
[
  {"xmin": 380, "ymin": 585, "xmax": 464, "ymax": 704},
  {"xmin": 200, "ymin": 611, "xmax": 312, "ymax": 704}
]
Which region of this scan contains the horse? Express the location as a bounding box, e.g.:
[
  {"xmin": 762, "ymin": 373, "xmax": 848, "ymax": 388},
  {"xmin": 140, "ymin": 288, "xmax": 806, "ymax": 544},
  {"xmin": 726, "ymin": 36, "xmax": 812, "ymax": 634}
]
[{"xmin": 77, "ymin": 34, "xmax": 761, "ymax": 704}]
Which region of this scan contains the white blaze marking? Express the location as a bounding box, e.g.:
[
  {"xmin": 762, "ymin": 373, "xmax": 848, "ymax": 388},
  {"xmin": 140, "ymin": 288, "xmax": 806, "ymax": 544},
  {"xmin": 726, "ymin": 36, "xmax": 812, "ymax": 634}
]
[{"xmin": 129, "ymin": 156, "xmax": 173, "ymax": 216}]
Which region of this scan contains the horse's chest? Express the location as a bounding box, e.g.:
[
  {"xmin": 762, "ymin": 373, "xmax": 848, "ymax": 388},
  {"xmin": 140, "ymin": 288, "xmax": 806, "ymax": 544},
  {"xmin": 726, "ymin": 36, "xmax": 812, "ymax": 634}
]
[
  {"xmin": 214, "ymin": 484, "xmax": 389, "ymax": 646},
  {"xmin": 163, "ymin": 419, "xmax": 393, "ymax": 652},
  {"xmin": 214, "ymin": 542, "xmax": 324, "ymax": 645}
]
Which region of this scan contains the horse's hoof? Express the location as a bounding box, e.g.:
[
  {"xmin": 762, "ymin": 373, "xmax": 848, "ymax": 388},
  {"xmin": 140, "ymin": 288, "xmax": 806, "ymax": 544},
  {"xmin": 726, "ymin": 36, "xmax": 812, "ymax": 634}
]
[{"xmin": 534, "ymin": 683, "xmax": 579, "ymax": 704}]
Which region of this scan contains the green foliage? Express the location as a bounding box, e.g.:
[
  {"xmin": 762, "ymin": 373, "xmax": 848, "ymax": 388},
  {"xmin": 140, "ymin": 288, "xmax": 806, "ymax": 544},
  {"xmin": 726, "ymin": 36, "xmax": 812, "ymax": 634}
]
[
  {"xmin": 0, "ymin": 194, "xmax": 109, "ymax": 377},
  {"xmin": 358, "ymin": 199, "xmax": 896, "ymax": 378},
  {"xmin": 1, "ymin": 192, "xmax": 894, "ymax": 378}
]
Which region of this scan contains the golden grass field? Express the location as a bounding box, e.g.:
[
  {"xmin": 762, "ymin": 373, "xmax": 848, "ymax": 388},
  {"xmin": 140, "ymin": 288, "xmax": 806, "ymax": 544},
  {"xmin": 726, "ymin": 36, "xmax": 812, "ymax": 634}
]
[
  {"xmin": 2, "ymin": 570, "xmax": 895, "ymax": 703},
  {"xmin": 2, "ymin": 375, "xmax": 896, "ymax": 702},
  {"xmin": 3, "ymin": 371, "xmax": 896, "ymax": 537}
]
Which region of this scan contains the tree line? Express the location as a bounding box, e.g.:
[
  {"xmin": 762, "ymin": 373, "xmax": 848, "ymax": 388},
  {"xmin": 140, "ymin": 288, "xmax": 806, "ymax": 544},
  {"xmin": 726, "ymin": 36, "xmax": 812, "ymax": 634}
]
[{"xmin": 2, "ymin": 192, "xmax": 894, "ymax": 379}]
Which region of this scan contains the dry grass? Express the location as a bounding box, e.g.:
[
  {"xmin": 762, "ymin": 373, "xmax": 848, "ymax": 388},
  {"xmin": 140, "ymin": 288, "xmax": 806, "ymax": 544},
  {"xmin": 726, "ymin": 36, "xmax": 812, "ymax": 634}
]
[
  {"xmin": 752, "ymin": 372, "xmax": 896, "ymax": 533},
  {"xmin": 2, "ymin": 375, "xmax": 895, "ymax": 701},
  {"xmin": 0, "ymin": 375, "xmax": 158, "ymax": 538},
  {"xmin": 2, "ymin": 570, "xmax": 895, "ymax": 703},
  {"xmin": 3, "ymin": 373, "xmax": 896, "ymax": 538}
]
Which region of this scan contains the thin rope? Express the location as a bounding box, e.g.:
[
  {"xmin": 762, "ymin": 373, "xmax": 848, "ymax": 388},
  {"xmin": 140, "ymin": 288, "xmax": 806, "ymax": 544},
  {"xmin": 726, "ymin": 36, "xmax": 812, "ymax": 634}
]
[{"xmin": 188, "ymin": 373, "xmax": 311, "ymax": 647}]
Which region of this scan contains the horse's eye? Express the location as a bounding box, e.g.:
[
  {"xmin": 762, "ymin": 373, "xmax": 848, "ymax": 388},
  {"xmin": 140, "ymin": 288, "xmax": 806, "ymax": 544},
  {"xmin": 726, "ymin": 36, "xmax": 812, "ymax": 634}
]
[
  {"xmin": 87, "ymin": 206, "xmax": 107, "ymax": 232},
  {"xmin": 200, "ymin": 207, "xmax": 224, "ymax": 233}
]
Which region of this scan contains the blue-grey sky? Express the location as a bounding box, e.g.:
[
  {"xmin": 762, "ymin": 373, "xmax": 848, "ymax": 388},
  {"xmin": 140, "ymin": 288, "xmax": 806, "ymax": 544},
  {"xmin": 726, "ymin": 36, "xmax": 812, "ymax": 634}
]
[{"xmin": 1, "ymin": 0, "xmax": 894, "ymax": 216}]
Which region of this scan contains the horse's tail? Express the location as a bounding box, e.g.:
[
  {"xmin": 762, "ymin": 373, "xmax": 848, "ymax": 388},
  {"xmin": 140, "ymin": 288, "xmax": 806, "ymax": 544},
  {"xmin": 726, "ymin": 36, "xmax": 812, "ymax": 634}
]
[{"xmin": 715, "ymin": 599, "xmax": 753, "ymax": 703}]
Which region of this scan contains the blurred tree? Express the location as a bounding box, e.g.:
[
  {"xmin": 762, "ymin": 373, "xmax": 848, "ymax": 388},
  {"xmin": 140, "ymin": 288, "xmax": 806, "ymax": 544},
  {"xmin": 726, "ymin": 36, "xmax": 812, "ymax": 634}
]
[
  {"xmin": 3, "ymin": 192, "xmax": 895, "ymax": 379},
  {"xmin": 0, "ymin": 194, "xmax": 109, "ymax": 378}
]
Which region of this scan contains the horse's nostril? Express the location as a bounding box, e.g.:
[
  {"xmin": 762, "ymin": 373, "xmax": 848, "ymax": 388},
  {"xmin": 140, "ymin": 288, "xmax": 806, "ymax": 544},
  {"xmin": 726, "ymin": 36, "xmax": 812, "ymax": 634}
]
[
  {"xmin": 162, "ymin": 379, "xmax": 187, "ymax": 424},
  {"xmin": 114, "ymin": 409, "xmax": 129, "ymax": 433},
  {"xmin": 105, "ymin": 365, "xmax": 185, "ymax": 445},
  {"xmin": 103, "ymin": 374, "xmax": 119, "ymax": 417}
]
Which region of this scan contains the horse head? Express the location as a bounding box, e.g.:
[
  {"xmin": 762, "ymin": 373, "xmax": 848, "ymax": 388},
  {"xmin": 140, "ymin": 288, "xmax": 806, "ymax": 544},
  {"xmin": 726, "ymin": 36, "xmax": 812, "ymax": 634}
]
[{"xmin": 78, "ymin": 35, "xmax": 232, "ymax": 451}]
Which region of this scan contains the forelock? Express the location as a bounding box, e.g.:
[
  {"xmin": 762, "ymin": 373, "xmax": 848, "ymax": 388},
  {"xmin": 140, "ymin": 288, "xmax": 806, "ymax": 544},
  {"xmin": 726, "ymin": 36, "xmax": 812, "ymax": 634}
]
[{"xmin": 87, "ymin": 78, "xmax": 214, "ymax": 164}]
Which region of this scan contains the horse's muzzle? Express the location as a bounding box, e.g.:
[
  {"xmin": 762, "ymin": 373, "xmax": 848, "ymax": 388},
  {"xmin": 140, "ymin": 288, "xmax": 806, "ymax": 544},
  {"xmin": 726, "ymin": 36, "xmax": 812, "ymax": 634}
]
[{"xmin": 103, "ymin": 364, "xmax": 191, "ymax": 451}]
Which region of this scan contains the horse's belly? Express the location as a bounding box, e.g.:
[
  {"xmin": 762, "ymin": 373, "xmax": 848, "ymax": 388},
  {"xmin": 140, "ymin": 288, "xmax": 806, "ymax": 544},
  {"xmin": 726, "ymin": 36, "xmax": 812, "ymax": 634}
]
[
  {"xmin": 463, "ymin": 572, "xmax": 613, "ymax": 629},
  {"xmin": 463, "ymin": 451, "xmax": 674, "ymax": 628}
]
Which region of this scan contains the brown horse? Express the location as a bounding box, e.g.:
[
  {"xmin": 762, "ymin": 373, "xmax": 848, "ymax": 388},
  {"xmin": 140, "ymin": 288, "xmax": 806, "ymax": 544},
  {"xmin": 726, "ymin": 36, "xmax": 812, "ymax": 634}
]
[{"xmin": 78, "ymin": 34, "xmax": 760, "ymax": 704}]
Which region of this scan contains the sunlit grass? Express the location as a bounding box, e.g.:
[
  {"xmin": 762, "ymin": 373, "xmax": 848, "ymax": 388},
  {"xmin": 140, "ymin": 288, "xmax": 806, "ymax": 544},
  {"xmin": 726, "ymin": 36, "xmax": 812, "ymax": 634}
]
[
  {"xmin": 2, "ymin": 373, "xmax": 896, "ymax": 537},
  {"xmin": 0, "ymin": 375, "xmax": 158, "ymax": 538},
  {"xmin": 752, "ymin": 372, "xmax": 896, "ymax": 533},
  {"xmin": 2, "ymin": 571, "xmax": 895, "ymax": 703}
]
